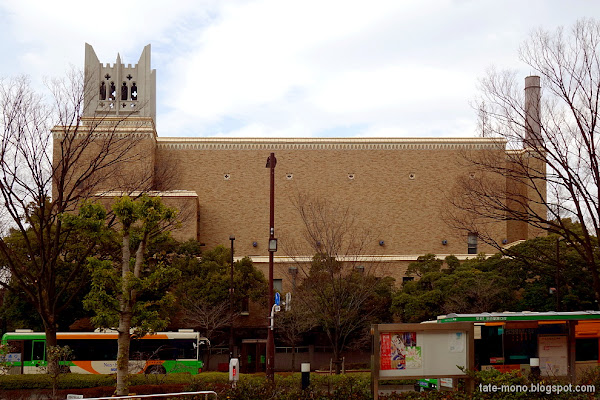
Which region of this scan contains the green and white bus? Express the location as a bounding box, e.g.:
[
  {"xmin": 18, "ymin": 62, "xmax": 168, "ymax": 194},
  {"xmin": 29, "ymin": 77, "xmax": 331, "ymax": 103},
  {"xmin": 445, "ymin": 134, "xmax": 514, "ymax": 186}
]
[{"xmin": 1, "ymin": 329, "xmax": 208, "ymax": 374}]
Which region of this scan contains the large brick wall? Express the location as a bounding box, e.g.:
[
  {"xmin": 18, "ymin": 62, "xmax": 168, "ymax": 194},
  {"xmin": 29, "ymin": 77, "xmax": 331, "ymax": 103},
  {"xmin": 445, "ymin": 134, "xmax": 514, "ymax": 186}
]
[
  {"xmin": 156, "ymin": 139, "xmax": 510, "ymax": 251},
  {"xmin": 153, "ymin": 138, "xmax": 520, "ymax": 285},
  {"xmin": 54, "ymin": 128, "xmax": 545, "ymax": 286}
]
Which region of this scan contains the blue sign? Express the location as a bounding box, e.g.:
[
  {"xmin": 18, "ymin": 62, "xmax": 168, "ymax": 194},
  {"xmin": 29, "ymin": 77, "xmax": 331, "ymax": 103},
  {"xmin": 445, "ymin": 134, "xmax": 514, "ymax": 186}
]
[{"xmin": 275, "ymin": 292, "xmax": 280, "ymax": 306}]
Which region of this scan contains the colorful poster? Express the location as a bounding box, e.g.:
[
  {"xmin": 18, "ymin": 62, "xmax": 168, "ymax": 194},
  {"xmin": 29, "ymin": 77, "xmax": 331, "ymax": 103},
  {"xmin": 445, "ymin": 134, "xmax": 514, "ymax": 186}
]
[
  {"xmin": 380, "ymin": 332, "xmax": 419, "ymax": 370},
  {"xmin": 405, "ymin": 346, "xmax": 422, "ymax": 368},
  {"xmin": 380, "ymin": 333, "xmax": 391, "ymax": 369}
]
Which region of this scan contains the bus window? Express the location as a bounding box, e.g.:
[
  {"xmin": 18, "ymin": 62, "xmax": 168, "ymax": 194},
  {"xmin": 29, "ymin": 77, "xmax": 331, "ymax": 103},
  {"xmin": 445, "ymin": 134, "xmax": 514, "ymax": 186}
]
[
  {"xmin": 58, "ymin": 339, "xmax": 118, "ymax": 361},
  {"xmin": 23, "ymin": 341, "xmax": 32, "ymax": 362},
  {"xmin": 131, "ymin": 339, "xmax": 198, "ymax": 360},
  {"xmin": 32, "ymin": 341, "xmax": 45, "ymax": 361}
]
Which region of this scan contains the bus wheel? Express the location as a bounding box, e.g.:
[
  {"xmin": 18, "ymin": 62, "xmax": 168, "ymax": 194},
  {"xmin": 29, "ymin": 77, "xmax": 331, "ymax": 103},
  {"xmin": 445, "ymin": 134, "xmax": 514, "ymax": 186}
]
[{"xmin": 145, "ymin": 365, "xmax": 166, "ymax": 374}]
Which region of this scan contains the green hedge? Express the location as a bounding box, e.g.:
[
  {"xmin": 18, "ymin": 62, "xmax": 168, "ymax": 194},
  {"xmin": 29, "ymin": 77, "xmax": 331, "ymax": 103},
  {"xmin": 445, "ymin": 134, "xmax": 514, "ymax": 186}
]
[
  {"xmin": 0, "ymin": 373, "xmax": 193, "ymax": 390},
  {"xmin": 185, "ymin": 373, "xmax": 373, "ymax": 400},
  {"xmin": 2, "ymin": 370, "xmax": 599, "ymax": 399}
]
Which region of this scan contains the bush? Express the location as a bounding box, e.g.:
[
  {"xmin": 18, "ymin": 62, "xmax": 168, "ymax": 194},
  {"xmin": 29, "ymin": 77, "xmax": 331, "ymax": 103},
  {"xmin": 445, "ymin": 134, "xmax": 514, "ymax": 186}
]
[
  {"xmin": 3, "ymin": 370, "xmax": 598, "ymax": 399},
  {"xmin": 189, "ymin": 373, "xmax": 373, "ymax": 400},
  {"xmin": 0, "ymin": 373, "xmax": 196, "ymax": 390},
  {"xmin": 0, "ymin": 374, "xmax": 115, "ymax": 390}
]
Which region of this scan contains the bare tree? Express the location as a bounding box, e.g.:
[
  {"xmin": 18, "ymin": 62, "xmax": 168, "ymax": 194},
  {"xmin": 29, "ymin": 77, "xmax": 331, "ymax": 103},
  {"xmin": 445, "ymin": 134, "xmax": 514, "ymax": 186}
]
[
  {"xmin": 283, "ymin": 194, "xmax": 393, "ymax": 374},
  {"xmin": 182, "ymin": 300, "xmax": 235, "ymax": 370},
  {"xmin": 0, "ymin": 70, "xmax": 154, "ymax": 373},
  {"xmin": 276, "ymin": 300, "xmax": 316, "ymax": 372},
  {"xmin": 447, "ymin": 19, "xmax": 600, "ymax": 303}
]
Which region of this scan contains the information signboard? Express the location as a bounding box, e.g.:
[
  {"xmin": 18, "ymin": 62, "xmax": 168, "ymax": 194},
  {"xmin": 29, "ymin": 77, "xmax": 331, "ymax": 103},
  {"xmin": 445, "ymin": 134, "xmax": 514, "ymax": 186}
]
[{"xmin": 372, "ymin": 322, "xmax": 474, "ymax": 399}]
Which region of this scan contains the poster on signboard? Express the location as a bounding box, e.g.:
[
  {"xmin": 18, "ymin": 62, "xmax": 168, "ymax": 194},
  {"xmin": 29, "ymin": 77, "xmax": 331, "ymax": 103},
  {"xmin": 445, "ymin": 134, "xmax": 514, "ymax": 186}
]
[
  {"xmin": 448, "ymin": 331, "xmax": 465, "ymax": 352},
  {"xmin": 380, "ymin": 332, "xmax": 421, "ymax": 370},
  {"xmin": 538, "ymin": 335, "xmax": 567, "ymax": 376}
]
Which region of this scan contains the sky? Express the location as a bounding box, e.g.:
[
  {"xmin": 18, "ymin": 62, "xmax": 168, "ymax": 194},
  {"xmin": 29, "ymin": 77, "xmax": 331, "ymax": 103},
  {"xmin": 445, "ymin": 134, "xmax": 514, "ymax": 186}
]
[{"xmin": 0, "ymin": 0, "xmax": 598, "ymax": 138}]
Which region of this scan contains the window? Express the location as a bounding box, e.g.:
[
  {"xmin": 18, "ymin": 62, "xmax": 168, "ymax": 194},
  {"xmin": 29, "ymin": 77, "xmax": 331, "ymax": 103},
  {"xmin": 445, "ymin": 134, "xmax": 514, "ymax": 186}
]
[
  {"xmin": 99, "ymin": 82, "xmax": 106, "ymax": 100},
  {"xmin": 121, "ymin": 82, "xmax": 128, "ymax": 100},
  {"xmin": 59, "ymin": 339, "xmax": 117, "ymax": 360},
  {"xmin": 274, "ymin": 279, "xmax": 282, "ymax": 293},
  {"xmin": 468, "ymin": 233, "xmax": 478, "ymax": 254},
  {"xmin": 131, "ymin": 338, "xmax": 197, "ymax": 360},
  {"xmin": 576, "ymin": 338, "xmax": 599, "ymax": 361},
  {"xmin": 32, "ymin": 340, "xmax": 45, "ymax": 361},
  {"xmin": 241, "ymin": 297, "xmax": 249, "ymax": 315},
  {"xmin": 402, "ymin": 276, "xmax": 414, "ymax": 284}
]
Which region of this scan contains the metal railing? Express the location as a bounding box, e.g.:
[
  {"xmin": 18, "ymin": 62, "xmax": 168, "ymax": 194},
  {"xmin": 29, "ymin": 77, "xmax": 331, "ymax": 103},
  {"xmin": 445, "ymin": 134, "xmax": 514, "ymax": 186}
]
[{"xmin": 66, "ymin": 391, "xmax": 217, "ymax": 400}]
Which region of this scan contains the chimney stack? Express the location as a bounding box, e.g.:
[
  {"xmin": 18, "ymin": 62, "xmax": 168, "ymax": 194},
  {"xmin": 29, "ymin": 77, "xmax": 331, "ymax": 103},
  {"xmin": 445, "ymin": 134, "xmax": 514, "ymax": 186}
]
[{"xmin": 524, "ymin": 76, "xmax": 542, "ymax": 148}]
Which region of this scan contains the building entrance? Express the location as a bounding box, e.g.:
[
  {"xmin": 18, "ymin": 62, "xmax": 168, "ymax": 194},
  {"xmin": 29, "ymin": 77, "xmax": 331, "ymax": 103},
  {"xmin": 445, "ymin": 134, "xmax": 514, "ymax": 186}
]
[{"xmin": 241, "ymin": 339, "xmax": 266, "ymax": 373}]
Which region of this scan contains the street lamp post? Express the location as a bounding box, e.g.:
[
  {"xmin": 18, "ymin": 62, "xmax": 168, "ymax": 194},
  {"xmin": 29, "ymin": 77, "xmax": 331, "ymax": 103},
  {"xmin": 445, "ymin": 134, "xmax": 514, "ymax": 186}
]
[
  {"xmin": 265, "ymin": 153, "xmax": 277, "ymax": 381},
  {"xmin": 555, "ymin": 237, "xmax": 561, "ymax": 312},
  {"xmin": 229, "ymin": 235, "xmax": 235, "ymax": 360}
]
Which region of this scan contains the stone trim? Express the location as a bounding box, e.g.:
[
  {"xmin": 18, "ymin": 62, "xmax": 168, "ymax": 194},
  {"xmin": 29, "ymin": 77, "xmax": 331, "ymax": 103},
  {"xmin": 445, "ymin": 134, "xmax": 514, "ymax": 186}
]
[
  {"xmin": 52, "ymin": 130, "xmax": 155, "ymax": 139},
  {"xmin": 246, "ymin": 254, "xmax": 487, "ymax": 263},
  {"xmin": 156, "ymin": 137, "xmax": 506, "ymax": 151},
  {"xmin": 94, "ymin": 190, "xmax": 198, "ymax": 198},
  {"xmin": 52, "ymin": 116, "xmax": 156, "ymax": 139}
]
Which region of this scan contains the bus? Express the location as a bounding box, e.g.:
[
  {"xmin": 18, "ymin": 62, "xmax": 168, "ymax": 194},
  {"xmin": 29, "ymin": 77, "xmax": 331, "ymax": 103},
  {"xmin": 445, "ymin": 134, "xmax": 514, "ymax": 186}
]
[
  {"xmin": 1, "ymin": 329, "xmax": 208, "ymax": 375},
  {"xmin": 436, "ymin": 311, "xmax": 600, "ymax": 378}
]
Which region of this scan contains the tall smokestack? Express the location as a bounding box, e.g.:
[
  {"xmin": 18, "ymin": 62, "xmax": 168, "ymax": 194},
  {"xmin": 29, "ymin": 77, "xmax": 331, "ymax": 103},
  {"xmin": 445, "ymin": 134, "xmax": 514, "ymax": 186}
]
[{"xmin": 524, "ymin": 75, "xmax": 542, "ymax": 148}]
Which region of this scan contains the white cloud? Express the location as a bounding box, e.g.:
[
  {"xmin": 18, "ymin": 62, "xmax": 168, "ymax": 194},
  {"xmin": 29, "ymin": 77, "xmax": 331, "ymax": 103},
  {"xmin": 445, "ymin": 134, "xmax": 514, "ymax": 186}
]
[
  {"xmin": 1, "ymin": 0, "xmax": 600, "ymax": 138},
  {"xmin": 0, "ymin": 0, "xmax": 212, "ymax": 79}
]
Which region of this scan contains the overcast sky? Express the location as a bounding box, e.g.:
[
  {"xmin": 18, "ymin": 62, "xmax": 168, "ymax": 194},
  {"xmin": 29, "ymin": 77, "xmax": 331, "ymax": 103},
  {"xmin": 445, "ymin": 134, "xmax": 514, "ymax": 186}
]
[{"xmin": 1, "ymin": 0, "xmax": 598, "ymax": 138}]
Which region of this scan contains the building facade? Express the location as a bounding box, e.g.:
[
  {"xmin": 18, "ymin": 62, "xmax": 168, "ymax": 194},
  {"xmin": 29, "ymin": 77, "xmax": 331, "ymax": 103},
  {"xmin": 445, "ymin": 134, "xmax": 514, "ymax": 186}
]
[{"xmin": 53, "ymin": 44, "xmax": 546, "ymax": 288}]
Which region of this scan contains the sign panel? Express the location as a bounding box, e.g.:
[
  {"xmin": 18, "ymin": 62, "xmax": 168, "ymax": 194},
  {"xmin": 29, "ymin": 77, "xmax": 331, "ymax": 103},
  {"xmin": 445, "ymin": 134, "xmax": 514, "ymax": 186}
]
[
  {"xmin": 376, "ymin": 325, "xmax": 471, "ymax": 378},
  {"xmin": 285, "ymin": 292, "xmax": 291, "ymax": 311},
  {"xmin": 274, "ymin": 292, "xmax": 280, "ymax": 306},
  {"xmin": 4, "ymin": 353, "xmax": 21, "ymax": 362},
  {"xmin": 440, "ymin": 378, "xmax": 453, "ymax": 388},
  {"xmin": 538, "ymin": 335, "xmax": 568, "ymax": 376},
  {"xmin": 372, "ymin": 323, "xmax": 474, "ymax": 400}
]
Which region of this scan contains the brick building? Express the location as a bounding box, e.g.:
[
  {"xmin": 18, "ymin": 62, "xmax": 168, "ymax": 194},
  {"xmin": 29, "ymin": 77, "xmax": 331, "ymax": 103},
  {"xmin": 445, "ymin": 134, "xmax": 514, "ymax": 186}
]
[{"xmin": 53, "ymin": 44, "xmax": 546, "ymax": 290}]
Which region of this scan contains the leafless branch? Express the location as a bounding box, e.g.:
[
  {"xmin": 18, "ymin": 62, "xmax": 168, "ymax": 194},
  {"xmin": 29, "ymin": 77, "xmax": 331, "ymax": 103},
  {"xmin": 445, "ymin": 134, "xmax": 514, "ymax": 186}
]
[
  {"xmin": 447, "ymin": 19, "xmax": 600, "ymax": 302},
  {"xmin": 281, "ymin": 193, "xmax": 389, "ymax": 373}
]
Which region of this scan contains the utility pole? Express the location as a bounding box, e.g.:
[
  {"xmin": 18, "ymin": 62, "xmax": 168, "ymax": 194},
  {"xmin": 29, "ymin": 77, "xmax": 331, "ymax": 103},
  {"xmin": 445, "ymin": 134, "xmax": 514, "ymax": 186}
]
[
  {"xmin": 265, "ymin": 153, "xmax": 277, "ymax": 381},
  {"xmin": 229, "ymin": 235, "xmax": 235, "ymax": 359}
]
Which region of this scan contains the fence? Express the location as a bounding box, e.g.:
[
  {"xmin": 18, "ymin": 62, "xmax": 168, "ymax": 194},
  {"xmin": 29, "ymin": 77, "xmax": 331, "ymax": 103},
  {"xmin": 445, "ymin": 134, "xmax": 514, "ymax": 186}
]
[{"xmin": 66, "ymin": 391, "xmax": 217, "ymax": 400}]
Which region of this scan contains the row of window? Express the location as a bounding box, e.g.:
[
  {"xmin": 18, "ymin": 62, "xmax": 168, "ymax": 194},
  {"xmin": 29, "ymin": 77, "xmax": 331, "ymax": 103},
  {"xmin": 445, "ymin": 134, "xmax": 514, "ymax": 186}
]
[
  {"xmin": 99, "ymin": 81, "xmax": 138, "ymax": 101},
  {"xmin": 9, "ymin": 338, "xmax": 198, "ymax": 362}
]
